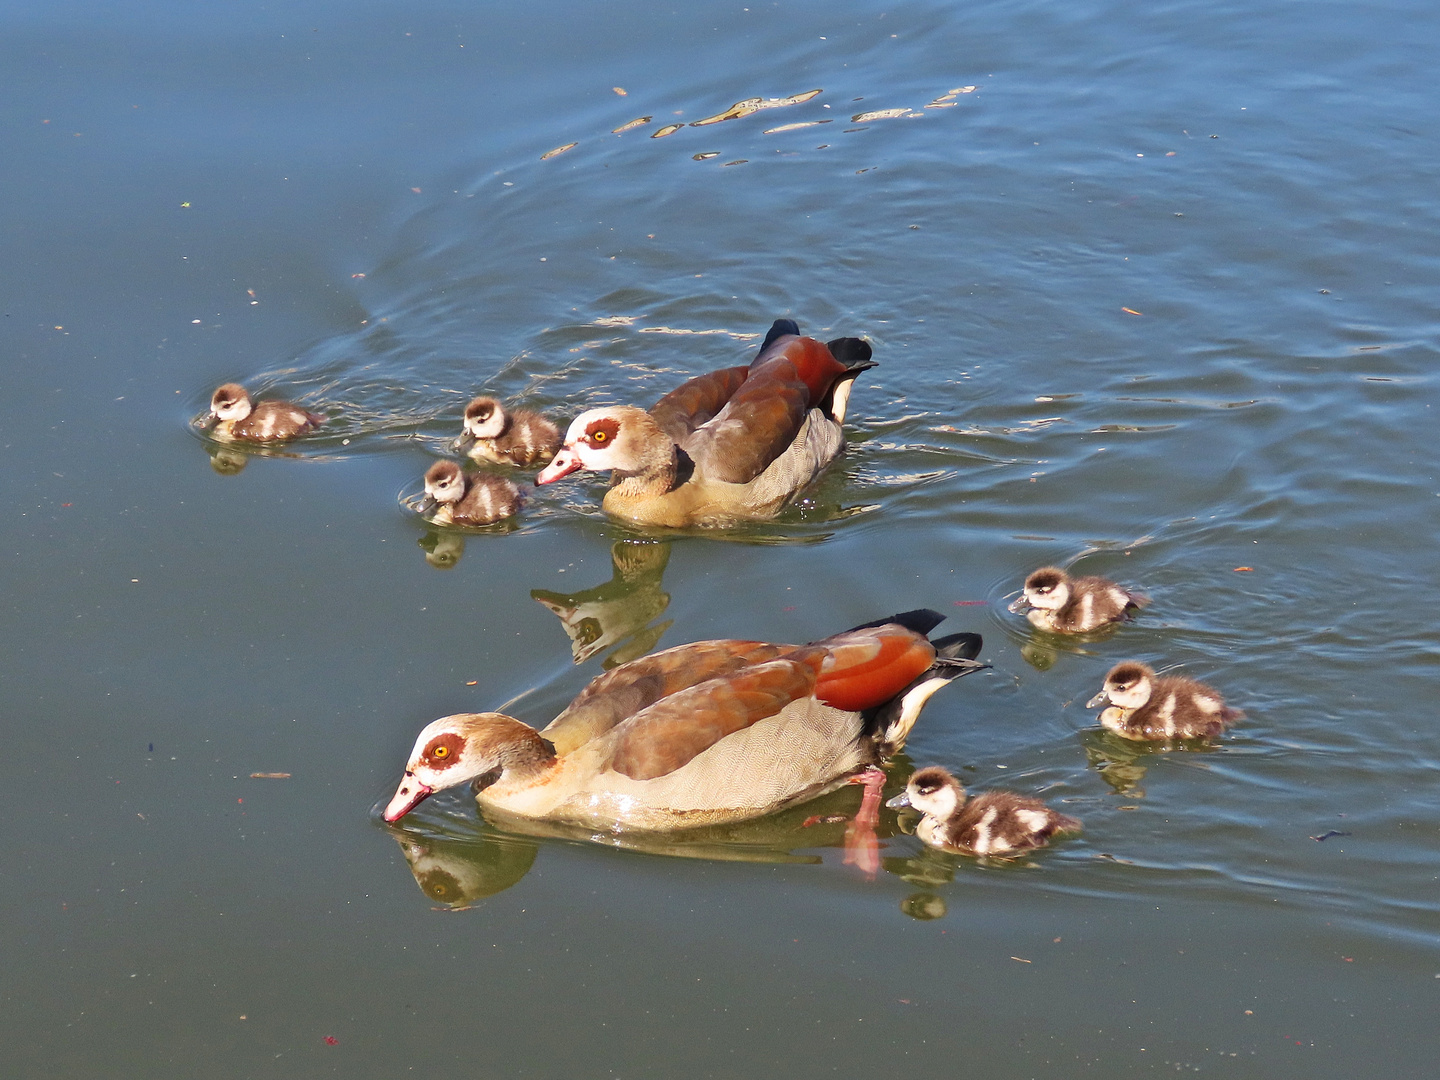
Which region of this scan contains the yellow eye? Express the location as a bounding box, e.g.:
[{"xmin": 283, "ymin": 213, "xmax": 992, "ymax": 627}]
[
  {"xmin": 433, "ymin": 746, "xmax": 449, "ymax": 758},
  {"xmin": 591, "ymin": 430, "xmax": 608, "ymax": 444}
]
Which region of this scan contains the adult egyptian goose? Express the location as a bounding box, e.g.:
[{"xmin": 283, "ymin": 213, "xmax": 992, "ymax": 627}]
[
  {"xmin": 1008, "ymin": 566, "xmax": 1148, "ymax": 633},
  {"xmin": 208, "ymin": 383, "xmax": 324, "ymax": 442},
  {"xmin": 383, "ymin": 609, "xmax": 986, "ymax": 830},
  {"xmin": 458, "ymin": 396, "xmax": 561, "ymax": 468},
  {"xmin": 887, "ymin": 766, "xmax": 1080, "ymax": 856},
  {"xmin": 1086, "ymin": 661, "xmax": 1242, "ymax": 740},
  {"xmin": 534, "ymin": 319, "xmax": 875, "ymax": 527},
  {"xmin": 419, "ymin": 460, "xmax": 522, "ymax": 527}
]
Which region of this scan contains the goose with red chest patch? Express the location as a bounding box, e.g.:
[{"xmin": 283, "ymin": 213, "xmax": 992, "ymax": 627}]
[
  {"xmin": 1008, "ymin": 566, "xmax": 1148, "ymax": 633},
  {"xmin": 382, "ymin": 609, "xmax": 985, "ymax": 831},
  {"xmin": 535, "ymin": 318, "xmax": 875, "ymax": 527},
  {"xmin": 1086, "ymin": 661, "xmax": 1242, "ymax": 741},
  {"xmin": 887, "ymin": 766, "xmax": 1081, "ymax": 856},
  {"xmin": 209, "ymin": 383, "xmax": 324, "ymax": 442},
  {"xmin": 458, "ymin": 396, "xmax": 560, "ymax": 468}
]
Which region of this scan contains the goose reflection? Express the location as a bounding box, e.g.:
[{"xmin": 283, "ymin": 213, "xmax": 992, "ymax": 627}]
[
  {"xmin": 389, "ymin": 827, "xmax": 538, "ymax": 908},
  {"xmin": 531, "ymin": 539, "xmax": 673, "ymax": 667},
  {"xmin": 381, "ymin": 779, "xmax": 916, "ymax": 902}
]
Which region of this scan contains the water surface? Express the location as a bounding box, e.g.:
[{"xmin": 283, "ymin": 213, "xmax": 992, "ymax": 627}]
[{"xmin": 3, "ymin": 1, "xmax": 1439, "ymax": 1076}]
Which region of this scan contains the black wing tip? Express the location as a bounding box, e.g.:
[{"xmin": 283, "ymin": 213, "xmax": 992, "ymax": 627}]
[{"xmin": 761, "ymin": 318, "xmax": 802, "ymax": 350}]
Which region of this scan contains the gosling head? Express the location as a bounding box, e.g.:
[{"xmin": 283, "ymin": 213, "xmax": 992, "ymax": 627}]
[
  {"xmin": 423, "ymin": 460, "xmax": 468, "ymax": 505},
  {"xmin": 210, "ymin": 383, "xmax": 254, "ymax": 423},
  {"xmin": 1009, "ymin": 566, "xmax": 1072, "ymax": 614},
  {"xmin": 886, "ymin": 765, "xmax": 966, "ymax": 821},
  {"xmin": 462, "ymin": 396, "xmax": 507, "ymax": 441},
  {"xmin": 1087, "ymin": 661, "xmax": 1155, "ymax": 710}
]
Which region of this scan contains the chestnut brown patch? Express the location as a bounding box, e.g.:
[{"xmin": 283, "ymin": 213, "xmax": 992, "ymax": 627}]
[
  {"xmin": 422, "ymin": 732, "xmax": 466, "ymax": 770},
  {"xmin": 583, "ymin": 417, "xmax": 621, "ymax": 447}
]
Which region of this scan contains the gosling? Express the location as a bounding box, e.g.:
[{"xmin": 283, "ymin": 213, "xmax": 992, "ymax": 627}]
[
  {"xmin": 209, "ymin": 383, "xmax": 324, "ymax": 442},
  {"xmin": 1008, "ymin": 566, "xmax": 1147, "ymax": 633},
  {"xmin": 887, "ymin": 766, "xmax": 1080, "ymax": 856},
  {"xmin": 1086, "ymin": 661, "xmax": 1242, "ymax": 741},
  {"xmin": 458, "ymin": 396, "xmax": 560, "ymax": 468},
  {"xmin": 420, "ymin": 460, "xmax": 521, "ymax": 527}
]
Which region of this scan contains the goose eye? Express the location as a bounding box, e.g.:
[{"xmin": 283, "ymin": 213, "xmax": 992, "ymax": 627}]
[
  {"xmin": 433, "ymin": 746, "xmax": 449, "ymax": 759},
  {"xmin": 591, "ymin": 430, "xmax": 609, "ymax": 444}
]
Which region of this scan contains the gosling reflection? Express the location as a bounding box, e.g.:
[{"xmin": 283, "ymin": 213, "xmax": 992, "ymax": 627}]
[
  {"xmin": 389, "ymin": 828, "xmax": 538, "ymax": 908},
  {"xmin": 208, "ymin": 446, "xmax": 250, "ymax": 475},
  {"xmin": 1017, "ymin": 626, "xmax": 1113, "ymax": 672},
  {"xmin": 417, "ymin": 529, "xmax": 466, "ymax": 570},
  {"xmin": 531, "ymin": 540, "xmax": 673, "ymax": 667},
  {"xmin": 1080, "ymin": 729, "xmax": 1154, "ymax": 797}
]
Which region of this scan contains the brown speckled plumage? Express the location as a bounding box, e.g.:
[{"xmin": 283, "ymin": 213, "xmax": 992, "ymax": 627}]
[
  {"xmin": 1088, "ymin": 661, "xmax": 1242, "ymax": 741},
  {"xmin": 460, "ymin": 396, "xmax": 560, "ymax": 468},
  {"xmin": 892, "ymin": 766, "xmax": 1080, "ymax": 856},
  {"xmin": 209, "ymin": 383, "xmax": 324, "ymax": 442}
]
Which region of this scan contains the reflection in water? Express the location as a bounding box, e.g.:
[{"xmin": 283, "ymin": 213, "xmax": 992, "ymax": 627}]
[
  {"xmin": 900, "ymin": 893, "xmax": 948, "ymax": 920},
  {"xmin": 417, "ymin": 529, "xmax": 466, "ymax": 570},
  {"xmin": 531, "ymin": 540, "xmax": 672, "ymax": 666},
  {"xmin": 207, "ymin": 446, "xmax": 250, "ymax": 476},
  {"xmin": 389, "ymin": 828, "xmax": 538, "ymax": 909},
  {"xmin": 380, "ymin": 777, "xmax": 919, "ymax": 902},
  {"xmin": 1081, "ymin": 729, "xmax": 1158, "ymax": 797},
  {"xmin": 1017, "ymin": 624, "xmax": 1114, "ymax": 671}
]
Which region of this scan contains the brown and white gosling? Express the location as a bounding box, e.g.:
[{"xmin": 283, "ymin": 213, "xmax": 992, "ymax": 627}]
[
  {"xmin": 458, "ymin": 396, "xmax": 560, "ymax": 468},
  {"xmin": 1008, "ymin": 566, "xmax": 1147, "ymax": 634},
  {"xmin": 886, "ymin": 766, "xmax": 1080, "ymax": 857},
  {"xmin": 1086, "ymin": 661, "xmax": 1242, "ymax": 741},
  {"xmin": 420, "ymin": 460, "xmax": 521, "ymax": 527},
  {"xmin": 209, "ymin": 383, "xmax": 324, "ymax": 442}
]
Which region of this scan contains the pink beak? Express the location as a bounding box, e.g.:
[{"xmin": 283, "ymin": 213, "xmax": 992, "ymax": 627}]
[
  {"xmin": 383, "ymin": 775, "xmax": 434, "ymax": 822},
  {"xmin": 536, "ymin": 446, "xmax": 582, "ymax": 485}
]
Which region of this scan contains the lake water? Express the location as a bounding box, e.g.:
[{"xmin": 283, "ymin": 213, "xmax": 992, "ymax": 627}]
[{"xmin": 4, "ymin": 0, "xmax": 1438, "ymax": 1076}]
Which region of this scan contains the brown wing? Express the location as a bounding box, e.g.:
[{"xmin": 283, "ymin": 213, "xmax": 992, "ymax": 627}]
[
  {"xmin": 648, "ymin": 366, "xmax": 749, "ymax": 445},
  {"xmin": 607, "ymin": 650, "xmax": 826, "ymax": 781},
  {"xmin": 539, "ymin": 639, "xmax": 787, "ymax": 755}
]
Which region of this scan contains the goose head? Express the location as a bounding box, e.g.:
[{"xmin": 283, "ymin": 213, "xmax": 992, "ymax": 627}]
[
  {"xmin": 210, "ymin": 383, "xmax": 255, "ymax": 423},
  {"xmin": 383, "ymin": 712, "xmax": 556, "ymax": 822},
  {"xmin": 536, "ymin": 406, "xmax": 671, "ymax": 484},
  {"xmin": 1087, "ymin": 661, "xmax": 1155, "ymax": 710}
]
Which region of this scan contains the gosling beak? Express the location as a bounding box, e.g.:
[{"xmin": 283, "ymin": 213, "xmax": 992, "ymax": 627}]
[
  {"xmin": 885, "ymin": 791, "xmax": 912, "ymax": 810},
  {"xmin": 383, "ymin": 774, "xmax": 434, "ymax": 821},
  {"xmin": 455, "ymin": 431, "xmax": 477, "ymax": 453},
  {"xmin": 1085, "ymin": 690, "xmax": 1109, "ymax": 709},
  {"xmin": 1007, "ymin": 595, "xmax": 1029, "ymax": 614},
  {"xmin": 536, "ymin": 446, "xmax": 582, "ymax": 485}
]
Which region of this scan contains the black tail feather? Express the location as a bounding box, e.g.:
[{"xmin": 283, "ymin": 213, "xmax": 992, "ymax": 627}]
[
  {"xmin": 760, "ymin": 318, "xmax": 801, "ymax": 351},
  {"xmin": 824, "ymin": 336, "xmax": 875, "ymax": 371}
]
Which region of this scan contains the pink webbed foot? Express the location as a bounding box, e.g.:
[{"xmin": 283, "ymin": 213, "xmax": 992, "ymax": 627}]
[{"xmin": 842, "ymin": 766, "xmax": 887, "ymax": 879}]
